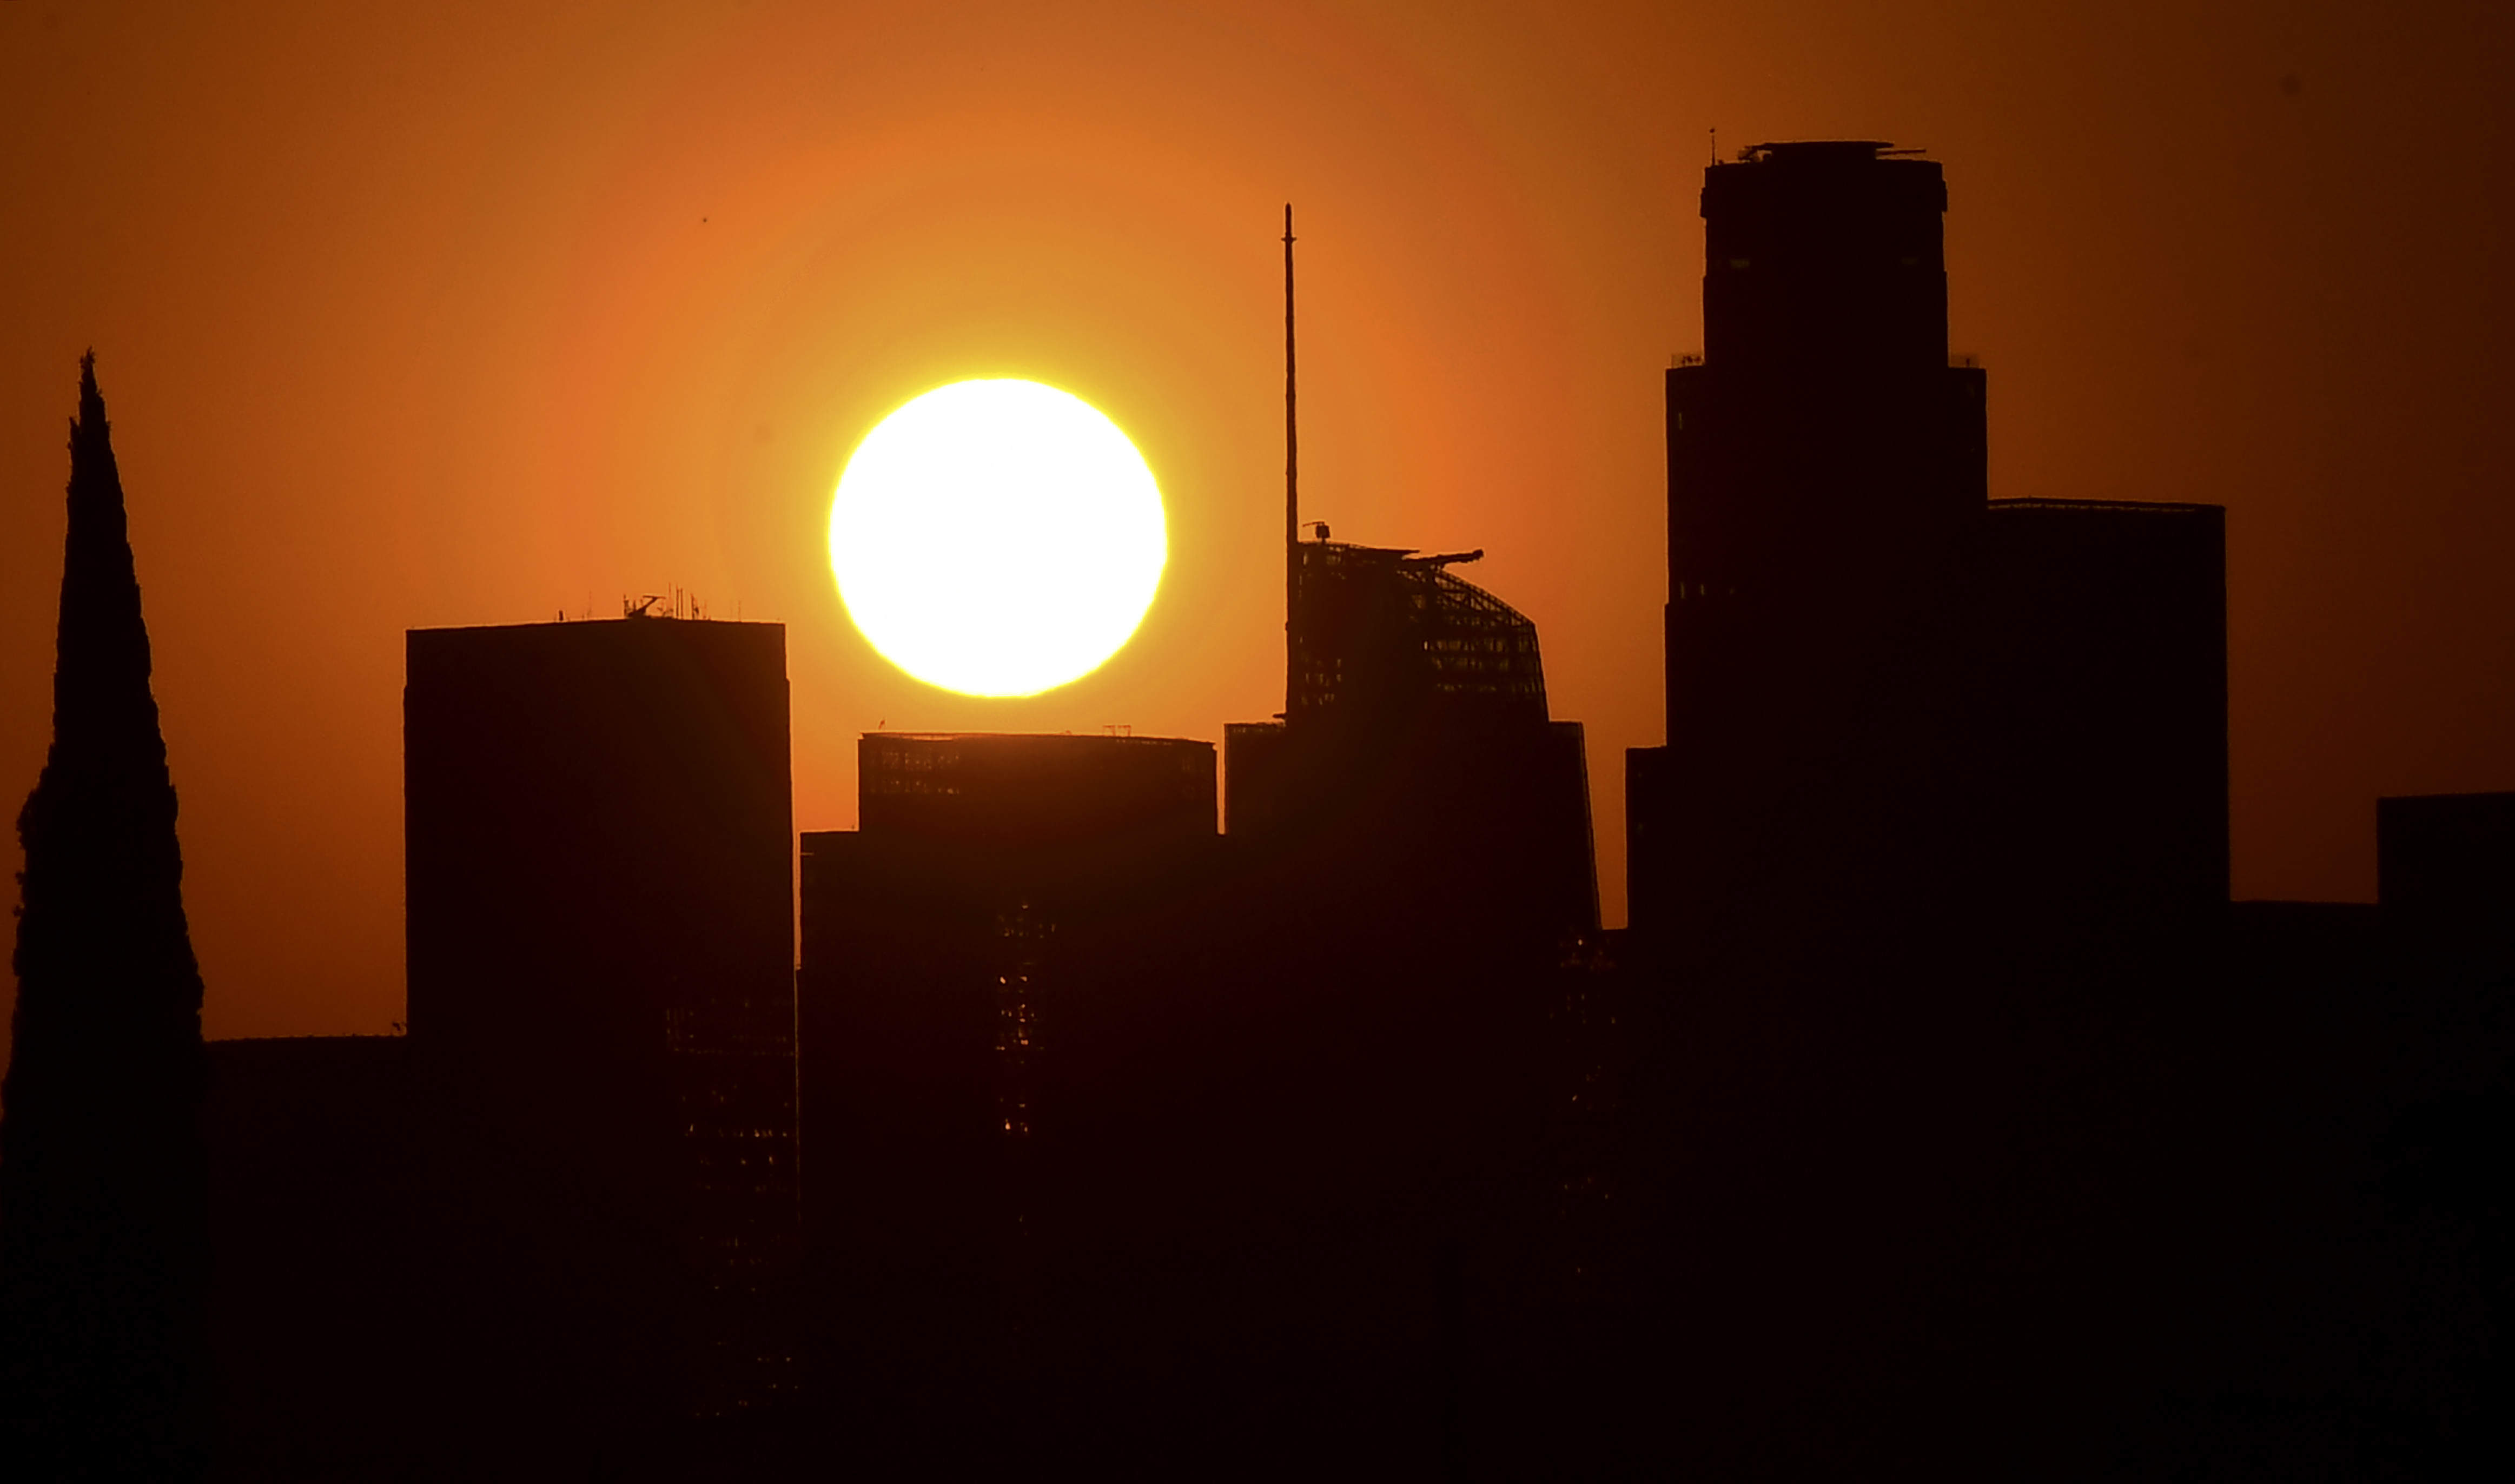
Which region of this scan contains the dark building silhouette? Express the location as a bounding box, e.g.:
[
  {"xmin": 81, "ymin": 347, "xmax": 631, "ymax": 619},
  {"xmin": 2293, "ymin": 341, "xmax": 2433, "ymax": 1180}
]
[
  {"xmin": 795, "ymin": 216, "xmax": 1617, "ymax": 1460},
  {"xmin": 1980, "ymin": 498, "xmax": 2230, "ymax": 918},
  {"xmin": 1611, "ymin": 141, "xmax": 2515, "ymax": 1482},
  {"xmin": 1228, "ymin": 210, "xmax": 1598, "ymax": 953},
  {"xmin": 1630, "ymin": 140, "xmax": 2231, "ymax": 936},
  {"xmin": 0, "ymin": 356, "xmax": 214, "ymax": 1481},
  {"xmin": 1225, "ymin": 540, "xmax": 1598, "ymax": 945},
  {"xmin": 1153, "ymin": 211, "xmax": 1603, "ymax": 1473},
  {"xmin": 1618, "ymin": 143, "xmax": 2246, "ymax": 1476},
  {"xmin": 799, "ymin": 714, "xmax": 1589, "ymax": 1475},
  {"xmin": 403, "ymin": 614, "xmax": 800, "ymax": 1473},
  {"xmin": 2379, "ymin": 790, "xmax": 2515, "ymax": 920},
  {"xmin": 1631, "ymin": 141, "xmax": 1984, "ymax": 946},
  {"xmin": 798, "ymin": 731, "xmax": 1225, "ymax": 1470},
  {"xmin": 2113, "ymin": 788, "xmax": 2512, "ymax": 1477},
  {"xmin": 201, "ymin": 1036, "xmax": 419, "ymax": 1482},
  {"xmin": 1620, "ymin": 152, "xmax": 2003, "ymax": 1471},
  {"xmin": 2368, "ymin": 795, "xmax": 2514, "ymax": 1427},
  {"xmin": 857, "ymin": 728, "xmax": 1215, "ymax": 851},
  {"xmin": 804, "ymin": 731, "xmax": 1219, "ymax": 1219}
]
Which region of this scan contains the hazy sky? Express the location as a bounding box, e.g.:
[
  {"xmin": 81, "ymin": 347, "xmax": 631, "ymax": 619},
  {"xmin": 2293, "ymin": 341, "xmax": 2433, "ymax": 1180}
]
[{"xmin": 5, "ymin": 0, "xmax": 2511, "ymax": 1049}]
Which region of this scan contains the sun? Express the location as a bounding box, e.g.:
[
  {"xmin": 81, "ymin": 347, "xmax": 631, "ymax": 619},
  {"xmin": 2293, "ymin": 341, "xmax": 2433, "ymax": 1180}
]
[{"xmin": 829, "ymin": 379, "xmax": 1168, "ymax": 698}]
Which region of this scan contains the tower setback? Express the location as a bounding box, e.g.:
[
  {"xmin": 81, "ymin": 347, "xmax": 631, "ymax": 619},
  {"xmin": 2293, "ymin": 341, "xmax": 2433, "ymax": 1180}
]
[
  {"xmin": 1620, "ymin": 142, "xmax": 2235, "ymax": 1477},
  {"xmin": 1640, "ymin": 141, "xmax": 1990, "ymax": 942},
  {"xmin": 1632, "ymin": 139, "xmax": 2228, "ymax": 933}
]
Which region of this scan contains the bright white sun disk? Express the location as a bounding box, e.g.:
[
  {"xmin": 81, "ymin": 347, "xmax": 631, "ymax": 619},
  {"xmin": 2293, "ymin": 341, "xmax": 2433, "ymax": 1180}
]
[{"xmin": 829, "ymin": 379, "xmax": 1167, "ymax": 698}]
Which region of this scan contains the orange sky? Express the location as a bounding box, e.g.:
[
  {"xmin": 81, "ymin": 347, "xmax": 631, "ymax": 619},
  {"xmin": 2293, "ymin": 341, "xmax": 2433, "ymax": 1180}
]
[{"xmin": 4, "ymin": 1, "xmax": 2512, "ymax": 1049}]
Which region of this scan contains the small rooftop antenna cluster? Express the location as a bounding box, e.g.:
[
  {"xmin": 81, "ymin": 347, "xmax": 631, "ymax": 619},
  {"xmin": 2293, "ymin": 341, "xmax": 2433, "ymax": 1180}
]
[{"xmin": 624, "ymin": 586, "xmax": 707, "ymax": 621}]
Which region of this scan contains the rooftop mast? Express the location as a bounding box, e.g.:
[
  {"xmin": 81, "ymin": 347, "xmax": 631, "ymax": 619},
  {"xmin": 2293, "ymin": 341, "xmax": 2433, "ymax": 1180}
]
[{"xmin": 1283, "ymin": 203, "xmax": 1298, "ymax": 715}]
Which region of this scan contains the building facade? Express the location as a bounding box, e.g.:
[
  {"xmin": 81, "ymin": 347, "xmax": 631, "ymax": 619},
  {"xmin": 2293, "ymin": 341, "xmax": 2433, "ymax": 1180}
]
[
  {"xmin": 1620, "ymin": 141, "xmax": 2237, "ymax": 1476},
  {"xmin": 797, "ymin": 731, "xmax": 1221, "ymax": 1471},
  {"xmin": 403, "ymin": 614, "xmax": 800, "ymax": 1465}
]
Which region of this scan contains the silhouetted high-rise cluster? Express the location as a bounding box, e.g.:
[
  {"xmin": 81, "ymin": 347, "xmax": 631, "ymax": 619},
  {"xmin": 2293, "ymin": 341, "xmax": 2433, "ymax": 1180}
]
[
  {"xmin": 11, "ymin": 145, "xmax": 2505, "ymax": 1482},
  {"xmin": 1630, "ymin": 141, "xmax": 2227, "ymax": 939},
  {"xmin": 0, "ymin": 356, "xmax": 214, "ymax": 1481},
  {"xmin": 1611, "ymin": 142, "xmax": 2500, "ymax": 1477}
]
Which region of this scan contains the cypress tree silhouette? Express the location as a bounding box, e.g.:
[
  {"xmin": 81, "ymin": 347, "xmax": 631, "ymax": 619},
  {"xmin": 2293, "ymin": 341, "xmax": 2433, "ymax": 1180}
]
[{"xmin": 0, "ymin": 355, "xmax": 213, "ymax": 1480}]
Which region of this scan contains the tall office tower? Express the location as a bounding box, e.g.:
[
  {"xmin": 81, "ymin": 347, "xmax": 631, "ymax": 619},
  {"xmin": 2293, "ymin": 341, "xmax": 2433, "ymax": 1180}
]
[
  {"xmin": 1228, "ymin": 211, "xmax": 1598, "ymax": 952},
  {"xmin": 1193, "ymin": 220, "xmax": 1597, "ymax": 1470},
  {"xmin": 1620, "ymin": 145, "xmax": 2238, "ymax": 1476},
  {"xmin": 1216, "ymin": 540, "xmax": 1594, "ymax": 1474},
  {"xmin": 404, "ymin": 614, "xmax": 799, "ymax": 1468},
  {"xmin": 1620, "ymin": 141, "xmax": 2010, "ymax": 1481},
  {"xmin": 1631, "ymin": 141, "xmax": 1987, "ymax": 940},
  {"xmin": 798, "ymin": 732, "xmax": 1220, "ymax": 1473},
  {"xmin": 1617, "ymin": 149, "xmax": 1988, "ymax": 1463},
  {"xmin": 1631, "ymin": 141, "xmax": 2232, "ymax": 936}
]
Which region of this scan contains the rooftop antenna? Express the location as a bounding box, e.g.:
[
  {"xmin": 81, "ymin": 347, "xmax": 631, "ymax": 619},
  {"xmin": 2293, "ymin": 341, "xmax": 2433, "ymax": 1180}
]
[
  {"xmin": 1283, "ymin": 202, "xmax": 1299, "ymax": 716},
  {"xmin": 1710, "ymin": 126, "xmax": 1717, "ymax": 164}
]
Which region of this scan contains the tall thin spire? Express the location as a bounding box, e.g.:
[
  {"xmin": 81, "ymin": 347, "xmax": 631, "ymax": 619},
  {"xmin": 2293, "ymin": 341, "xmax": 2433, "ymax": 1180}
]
[
  {"xmin": 0, "ymin": 354, "xmax": 212, "ymax": 1478},
  {"xmin": 1283, "ymin": 204, "xmax": 1299, "ymax": 713}
]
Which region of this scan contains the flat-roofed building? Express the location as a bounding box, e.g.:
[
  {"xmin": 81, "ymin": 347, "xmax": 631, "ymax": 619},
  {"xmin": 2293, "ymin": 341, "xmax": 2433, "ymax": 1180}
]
[
  {"xmin": 1619, "ymin": 143, "xmax": 2239, "ymax": 1478},
  {"xmin": 2379, "ymin": 790, "xmax": 2515, "ymax": 922},
  {"xmin": 797, "ymin": 730, "xmax": 1220, "ymax": 1472},
  {"xmin": 202, "ymin": 1036, "xmax": 419, "ymax": 1479},
  {"xmin": 403, "ymin": 613, "xmax": 799, "ymax": 1465},
  {"xmin": 1979, "ymin": 498, "xmax": 2230, "ymax": 918}
]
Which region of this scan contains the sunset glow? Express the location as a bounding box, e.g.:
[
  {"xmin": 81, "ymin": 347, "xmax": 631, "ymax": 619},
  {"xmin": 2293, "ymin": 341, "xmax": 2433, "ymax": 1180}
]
[{"xmin": 829, "ymin": 380, "xmax": 1167, "ymax": 698}]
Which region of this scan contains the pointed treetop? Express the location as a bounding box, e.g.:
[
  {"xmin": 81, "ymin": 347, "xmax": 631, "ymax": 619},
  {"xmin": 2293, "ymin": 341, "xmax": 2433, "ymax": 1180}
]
[
  {"xmin": 48, "ymin": 352, "xmax": 157, "ymax": 767},
  {"xmin": 68, "ymin": 349, "xmax": 124, "ymax": 513},
  {"xmin": 2, "ymin": 347, "xmax": 211, "ymax": 1477},
  {"xmin": 73, "ymin": 349, "xmax": 110, "ymax": 458}
]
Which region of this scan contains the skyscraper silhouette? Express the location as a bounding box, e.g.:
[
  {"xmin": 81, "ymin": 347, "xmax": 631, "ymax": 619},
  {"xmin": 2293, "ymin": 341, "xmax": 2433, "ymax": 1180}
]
[
  {"xmin": 1631, "ymin": 141, "xmax": 1987, "ymax": 941},
  {"xmin": 1228, "ymin": 210, "xmax": 1598, "ymax": 954},
  {"xmin": 1628, "ymin": 139, "xmax": 2231, "ymax": 936},
  {"xmin": 0, "ymin": 355, "xmax": 214, "ymax": 1481},
  {"xmin": 797, "ymin": 731, "xmax": 1221, "ymax": 1472},
  {"xmin": 1620, "ymin": 142, "xmax": 2238, "ymax": 1476},
  {"xmin": 1188, "ymin": 210, "xmax": 1602, "ymax": 1474},
  {"xmin": 402, "ymin": 613, "xmax": 800, "ymax": 1473}
]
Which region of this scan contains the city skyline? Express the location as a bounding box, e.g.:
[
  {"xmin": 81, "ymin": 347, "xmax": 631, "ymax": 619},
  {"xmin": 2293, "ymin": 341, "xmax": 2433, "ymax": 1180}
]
[
  {"xmin": 4, "ymin": 2, "xmax": 2512, "ymax": 1056},
  {"xmin": 5, "ymin": 52, "xmax": 2507, "ymax": 1467}
]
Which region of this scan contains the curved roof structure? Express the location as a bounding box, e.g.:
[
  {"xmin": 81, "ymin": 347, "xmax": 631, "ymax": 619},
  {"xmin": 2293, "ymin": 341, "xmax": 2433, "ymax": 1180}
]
[{"xmin": 1288, "ymin": 540, "xmax": 1548, "ymax": 726}]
